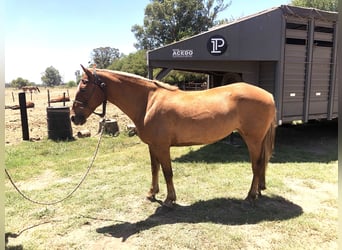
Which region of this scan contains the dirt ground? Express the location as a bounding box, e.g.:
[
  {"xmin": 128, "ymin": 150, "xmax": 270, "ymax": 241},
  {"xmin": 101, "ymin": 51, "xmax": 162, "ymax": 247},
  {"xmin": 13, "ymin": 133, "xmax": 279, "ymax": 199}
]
[{"xmin": 5, "ymin": 87, "xmax": 133, "ymax": 145}]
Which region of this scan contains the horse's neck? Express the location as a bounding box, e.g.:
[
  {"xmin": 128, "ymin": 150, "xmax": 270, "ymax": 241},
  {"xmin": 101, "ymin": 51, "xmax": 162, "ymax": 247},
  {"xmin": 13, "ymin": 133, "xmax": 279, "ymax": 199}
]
[{"xmin": 105, "ymin": 74, "xmax": 152, "ymax": 126}]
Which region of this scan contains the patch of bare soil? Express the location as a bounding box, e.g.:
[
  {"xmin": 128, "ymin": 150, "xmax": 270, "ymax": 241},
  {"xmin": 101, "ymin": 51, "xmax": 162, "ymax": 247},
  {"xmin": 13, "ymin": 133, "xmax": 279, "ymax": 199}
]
[
  {"xmin": 284, "ymin": 178, "xmax": 337, "ymax": 214},
  {"xmin": 5, "ymin": 87, "xmax": 133, "ymax": 145}
]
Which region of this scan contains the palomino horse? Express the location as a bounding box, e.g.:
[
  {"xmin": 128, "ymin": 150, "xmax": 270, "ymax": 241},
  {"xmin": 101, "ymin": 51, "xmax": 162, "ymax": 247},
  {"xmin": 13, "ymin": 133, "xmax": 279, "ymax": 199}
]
[{"xmin": 71, "ymin": 65, "xmax": 276, "ymax": 207}]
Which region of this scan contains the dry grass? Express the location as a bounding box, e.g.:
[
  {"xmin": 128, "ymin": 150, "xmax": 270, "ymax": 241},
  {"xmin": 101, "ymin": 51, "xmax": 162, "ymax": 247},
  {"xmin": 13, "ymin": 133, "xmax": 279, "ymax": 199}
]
[{"xmin": 5, "ymin": 86, "xmax": 132, "ymax": 145}]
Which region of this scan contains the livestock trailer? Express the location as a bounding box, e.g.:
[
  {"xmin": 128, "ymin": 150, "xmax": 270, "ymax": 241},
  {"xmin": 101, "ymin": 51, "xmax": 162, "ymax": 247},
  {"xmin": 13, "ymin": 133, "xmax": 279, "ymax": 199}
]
[{"xmin": 147, "ymin": 5, "xmax": 338, "ymax": 125}]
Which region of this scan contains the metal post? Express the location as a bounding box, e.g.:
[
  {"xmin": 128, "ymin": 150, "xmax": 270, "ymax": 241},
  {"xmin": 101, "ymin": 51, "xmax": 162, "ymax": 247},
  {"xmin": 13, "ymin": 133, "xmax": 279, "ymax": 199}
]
[
  {"xmin": 18, "ymin": 92, "xmax": 29, "ymax": 141},
  {"xmin": 327, "ymin": 22, "xmax": 338, "ymax": 120},
  {"xmin": 303, "ymin": 18, "xmax": 314, "ymax": 123}
]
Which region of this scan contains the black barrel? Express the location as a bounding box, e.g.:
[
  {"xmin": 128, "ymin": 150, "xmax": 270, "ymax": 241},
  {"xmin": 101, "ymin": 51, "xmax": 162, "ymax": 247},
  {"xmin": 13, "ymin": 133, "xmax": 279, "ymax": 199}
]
[{"xmin": 46, "ymin": 106, "xmax": 73, "ymax": 140}]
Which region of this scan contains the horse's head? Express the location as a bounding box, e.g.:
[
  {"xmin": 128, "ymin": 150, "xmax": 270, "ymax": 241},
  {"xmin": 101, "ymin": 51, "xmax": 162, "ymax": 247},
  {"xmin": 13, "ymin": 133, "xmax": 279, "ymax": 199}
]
[{"xmin": 70, "ymin": 65, "xmax": 106, "ymax": 125}]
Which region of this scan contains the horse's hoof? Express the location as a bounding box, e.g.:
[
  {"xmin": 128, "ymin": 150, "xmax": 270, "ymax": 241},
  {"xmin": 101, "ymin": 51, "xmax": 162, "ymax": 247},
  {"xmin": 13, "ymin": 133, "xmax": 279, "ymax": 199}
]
[
  {"xmin": 257, "ymin": 190, "xmax": 263, "ymax": 197},
  {"xmin": 245, "ymin": 197, "xmax": 256, "ymax": 207},
  {"xmin": 245, "ymin": 192, "xmax": 258, "ymax": 206},
  {"xmin": 146, "ymin": 194, "xmax": 157, "ymax": 202},
  {"xmin": 162, "ymin": 199, "xmax": 175, "ymax": 208}
]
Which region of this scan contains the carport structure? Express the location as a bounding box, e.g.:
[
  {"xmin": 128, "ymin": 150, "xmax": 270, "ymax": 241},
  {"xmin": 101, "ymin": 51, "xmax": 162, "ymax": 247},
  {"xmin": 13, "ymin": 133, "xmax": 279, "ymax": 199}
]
[{"xmin": 147, "ymin": 5, "xmax": 338, "ymax": 125}]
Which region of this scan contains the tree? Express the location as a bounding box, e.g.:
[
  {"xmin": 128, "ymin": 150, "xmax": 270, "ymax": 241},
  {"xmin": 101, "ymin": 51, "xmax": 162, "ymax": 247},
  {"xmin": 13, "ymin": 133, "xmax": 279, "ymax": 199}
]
[
  {"xmin": 10, "ymin": 77, "xmax": 30, "ymax": 88},
  {"xmin": 290, "ymin": 0, "xmax": 338, "ymax": 11},
  {"xmin": 109, "ymin": 50, "xmax": 148, "ymax": 77},
  {"xmin": 109, "ymin": 50, "xmax": 206, "ymax": 84},
  {"xmin": 66, "ymin": 80, "xmax": 77, "ymax": 88},
  {"xmin": 132, "ymin": 0, "xmax": 231, "ymax": 50},
  {"xmin": 41, "ymin": 66, "xmax": 62, "ymax": 86},
  {"xmin": 74, "ymin": 70, "xmax": 83, "ymax": 85},
  {"xmin": 90, "ymin": 47, "xmax": 122, "ymax": 69}
]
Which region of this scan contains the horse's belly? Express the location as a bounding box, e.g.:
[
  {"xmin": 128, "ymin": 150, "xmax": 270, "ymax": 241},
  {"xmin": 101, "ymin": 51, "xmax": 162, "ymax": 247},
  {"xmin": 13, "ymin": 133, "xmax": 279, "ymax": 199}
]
[{"xmin": 171, "ymin": 117, "xmax": 237, "ymax": 146}]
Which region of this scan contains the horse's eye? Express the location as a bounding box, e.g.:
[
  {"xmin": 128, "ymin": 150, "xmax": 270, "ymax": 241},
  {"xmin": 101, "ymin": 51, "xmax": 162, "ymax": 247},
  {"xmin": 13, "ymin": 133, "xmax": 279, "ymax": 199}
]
[{"xmin": 82, "ymin": 79, "xmax": 89, "ymax": 84}]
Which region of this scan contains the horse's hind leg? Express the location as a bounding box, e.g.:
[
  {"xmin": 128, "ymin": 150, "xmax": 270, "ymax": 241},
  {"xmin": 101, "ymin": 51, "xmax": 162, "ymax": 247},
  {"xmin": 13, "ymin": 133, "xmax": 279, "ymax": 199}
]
[
  {"xmin": 147, "ymin": 146, "xmax": 160, "ymax": 201},
  {"xmin": 244, "ymin": 140, "xmax": 264, "ymax": 203}
]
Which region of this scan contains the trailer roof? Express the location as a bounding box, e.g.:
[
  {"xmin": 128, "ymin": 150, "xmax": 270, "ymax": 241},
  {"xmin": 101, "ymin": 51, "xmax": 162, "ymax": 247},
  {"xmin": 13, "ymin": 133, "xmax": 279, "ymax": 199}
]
[
  {"xmin": 147, "ymin": 5, "xmax": 338, "ymax": 79},
  {"xmin": 148, "ymin": 5, "xmax": 338, "ymax": 57},
  {"xmin": 281, "ymin": 5, "xmax": 337, "ymax": 21}
]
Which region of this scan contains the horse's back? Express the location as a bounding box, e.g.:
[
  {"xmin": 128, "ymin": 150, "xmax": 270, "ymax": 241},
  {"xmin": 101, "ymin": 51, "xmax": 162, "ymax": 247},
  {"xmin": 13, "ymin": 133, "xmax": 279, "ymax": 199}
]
[{"xmin": 215, "ymin": 82, "xmax": 274, "ymax": 104}]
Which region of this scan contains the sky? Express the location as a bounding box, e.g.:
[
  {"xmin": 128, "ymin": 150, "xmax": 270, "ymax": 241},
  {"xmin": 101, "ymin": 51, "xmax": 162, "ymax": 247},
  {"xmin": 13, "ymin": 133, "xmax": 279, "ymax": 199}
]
[{"xmin": 5, "ymin": 0, "xmax": 290, "ymax": 84}]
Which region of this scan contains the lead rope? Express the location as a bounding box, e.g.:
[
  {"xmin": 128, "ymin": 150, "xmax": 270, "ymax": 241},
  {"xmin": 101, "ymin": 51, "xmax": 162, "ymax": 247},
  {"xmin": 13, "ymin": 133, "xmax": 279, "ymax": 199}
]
[{"xmin": 5, "ymin": 125, "xmax": 105, "ymax": 206}]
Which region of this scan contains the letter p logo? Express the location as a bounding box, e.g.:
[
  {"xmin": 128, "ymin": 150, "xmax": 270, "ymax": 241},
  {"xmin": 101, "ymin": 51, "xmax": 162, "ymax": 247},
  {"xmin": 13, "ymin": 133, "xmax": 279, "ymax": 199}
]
[{"xmin": 207, "ymin": 35, "xmax": 227, "ymax": 56}]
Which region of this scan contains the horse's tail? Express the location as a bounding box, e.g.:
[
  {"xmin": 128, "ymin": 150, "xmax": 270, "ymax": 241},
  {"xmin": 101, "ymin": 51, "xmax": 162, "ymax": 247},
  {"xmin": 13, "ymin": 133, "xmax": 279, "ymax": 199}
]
[
  {"xmin": 265, "ymin": 118, "xmax": 276, "ymax": 163},
  {"xmin": 259, "ymin": 115, "xmax": 276, "ymax": 186}
]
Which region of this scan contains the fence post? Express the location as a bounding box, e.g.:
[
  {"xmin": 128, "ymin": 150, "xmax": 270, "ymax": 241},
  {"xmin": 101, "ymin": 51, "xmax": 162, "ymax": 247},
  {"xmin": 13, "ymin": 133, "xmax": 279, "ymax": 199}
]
[{"xmin": 18, "ymin": 92, "xmax": 29, "ymax": 140}]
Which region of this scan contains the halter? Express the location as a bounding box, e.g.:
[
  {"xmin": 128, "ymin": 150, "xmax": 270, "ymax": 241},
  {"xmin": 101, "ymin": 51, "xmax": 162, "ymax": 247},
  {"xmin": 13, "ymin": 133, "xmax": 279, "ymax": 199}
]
[
  {"xmin": 74, "ymin": 68, "xmax": 107, "ymax": 118},
  {"xmin": 92, "ymin": 69, "xmax": 107, "ymax": 117}
]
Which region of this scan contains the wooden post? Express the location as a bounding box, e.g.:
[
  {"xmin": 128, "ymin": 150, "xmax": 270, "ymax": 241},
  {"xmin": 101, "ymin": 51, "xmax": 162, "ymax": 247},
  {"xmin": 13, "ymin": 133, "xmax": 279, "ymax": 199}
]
[
  {"xmin": 19, "ymin": 92, "xmax": 29, "ymax": 141},
  {"xmin": 47, "ymin": 89, "xmax": 50, "ymax": 107}
]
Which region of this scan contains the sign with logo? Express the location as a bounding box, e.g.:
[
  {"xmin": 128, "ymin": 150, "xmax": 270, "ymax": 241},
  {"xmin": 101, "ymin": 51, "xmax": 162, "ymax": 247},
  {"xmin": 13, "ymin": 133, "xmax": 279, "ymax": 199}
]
[
  {"xmin": 207, "ymin": 35, "xmax": 227, "ymax": 56},
  {"xmin": 172, "ymin": 49, "xmax": 194, "ymax": 58}
]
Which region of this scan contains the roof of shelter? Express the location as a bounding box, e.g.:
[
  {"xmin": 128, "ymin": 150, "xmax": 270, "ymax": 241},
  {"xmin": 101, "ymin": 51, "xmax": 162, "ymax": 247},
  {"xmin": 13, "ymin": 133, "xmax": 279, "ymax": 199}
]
[{"xmin": 149, "ymin": 5, "xmax": 337, "ymax": 54}]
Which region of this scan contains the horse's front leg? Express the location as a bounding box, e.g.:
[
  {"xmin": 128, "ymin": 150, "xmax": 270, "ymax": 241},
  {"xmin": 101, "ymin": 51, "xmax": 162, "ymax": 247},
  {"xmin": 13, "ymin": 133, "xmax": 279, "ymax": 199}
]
[
  {"xmin": 150, "ymin": 145, "xmax": 176, "ymax": 207},
  {"xmin": 147, "ymin": 145, "xmax": 160, "ymax": 201}
]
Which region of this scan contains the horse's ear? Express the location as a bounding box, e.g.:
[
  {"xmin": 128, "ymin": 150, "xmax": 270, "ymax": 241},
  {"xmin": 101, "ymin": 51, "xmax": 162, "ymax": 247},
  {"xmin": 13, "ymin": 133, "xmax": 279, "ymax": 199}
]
[{"xmin": 80, "ymin": 64, "xmax": 92, "ymax": 79}]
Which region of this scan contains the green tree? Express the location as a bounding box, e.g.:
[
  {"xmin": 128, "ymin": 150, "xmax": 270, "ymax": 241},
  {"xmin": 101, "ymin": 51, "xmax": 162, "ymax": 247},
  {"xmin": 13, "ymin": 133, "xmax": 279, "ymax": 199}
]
[
  {"xmin": 10, "ymin": 77, "xmax": 30, "ymax": 88},
  {"xmin": 90, "ymin": 47, "xmax": 122, "ymax": 69},
  {"xmin": 41, "ymin": 66, "xmax": 62, "ymax": 86},
  {"xmin": 290, "ymin": 0, "xmax": 338, "ymax": 11},
  {"xmin": 109, "ymin": 50, "xmax": 206, "ymax": 84},
  {"xmin": 66, "ymin": 80, "xmax": 77, "ymax": 88},
  {"xmin": 163, "ymin": 71, "xmax": 207, "ymax": 85},
  {"xmin": 132, "ymin": 0, "xmax": 231, "ymax": 50},
  {"xmin": 109, "ymin": 50, "xmax": 148, "ymax": 77}
]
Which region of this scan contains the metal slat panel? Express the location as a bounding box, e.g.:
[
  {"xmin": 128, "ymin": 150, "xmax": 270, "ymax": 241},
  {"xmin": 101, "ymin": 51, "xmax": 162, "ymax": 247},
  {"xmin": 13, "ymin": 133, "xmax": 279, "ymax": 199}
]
[
  {"xmin": 286, "ymin": 29, "xmax": 308, "ymax": 39},
  {"xmin": 284, "ymin": 45, "xmax": 307, "ymax": 66},
  {"xmin": 314, "ymin": 32, "xmax": 333, "ymax": 42},
  {"xmin": 313, "ymin": 47, "xmax": 333, "ymax": 61},
  {"xmin": 283, "ymin": 40, "xmax": 307, "ymax": 118},
  {"xmin": 308, "ymin": 27, "xmax": 334, "ymax": 119}
]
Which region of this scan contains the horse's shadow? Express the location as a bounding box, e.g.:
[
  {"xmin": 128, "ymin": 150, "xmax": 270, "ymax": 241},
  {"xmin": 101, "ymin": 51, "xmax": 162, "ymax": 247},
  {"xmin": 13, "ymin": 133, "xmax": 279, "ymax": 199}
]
[{"xmin": 96, "ymin": 195, "xmax": 302, "ymax": 241}]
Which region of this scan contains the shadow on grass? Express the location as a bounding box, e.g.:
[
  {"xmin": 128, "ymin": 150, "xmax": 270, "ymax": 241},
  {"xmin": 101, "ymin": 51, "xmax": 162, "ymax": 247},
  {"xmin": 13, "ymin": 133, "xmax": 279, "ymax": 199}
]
[
  {"xmin": 96, "ymin": 195, "xmax": 303, "ymax": 241},
  {"xmin": 173, "ymin": 120, "xmax": 337, "ymax": 164},
  {"xmin": 5, "ymin": 245, "xmax": 23, "ymax": 250}
]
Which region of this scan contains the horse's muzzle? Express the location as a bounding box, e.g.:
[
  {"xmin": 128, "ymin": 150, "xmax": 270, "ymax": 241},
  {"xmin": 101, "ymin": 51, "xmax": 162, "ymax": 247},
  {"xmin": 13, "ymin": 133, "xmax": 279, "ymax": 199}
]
[{"xmin": 70, "ymin": 114, "xmax": 86, "ymax": 125}]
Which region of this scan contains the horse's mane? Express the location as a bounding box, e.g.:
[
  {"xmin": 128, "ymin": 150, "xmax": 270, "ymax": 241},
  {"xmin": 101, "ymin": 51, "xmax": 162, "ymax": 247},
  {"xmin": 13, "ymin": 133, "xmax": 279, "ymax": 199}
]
[
  {"xmin": 152, "ymin": 80, "xmax": 179, "ymax": 91},
  {"xmin": 99, "ymin": 69, "xmax": 179, "ymax": 91}
]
